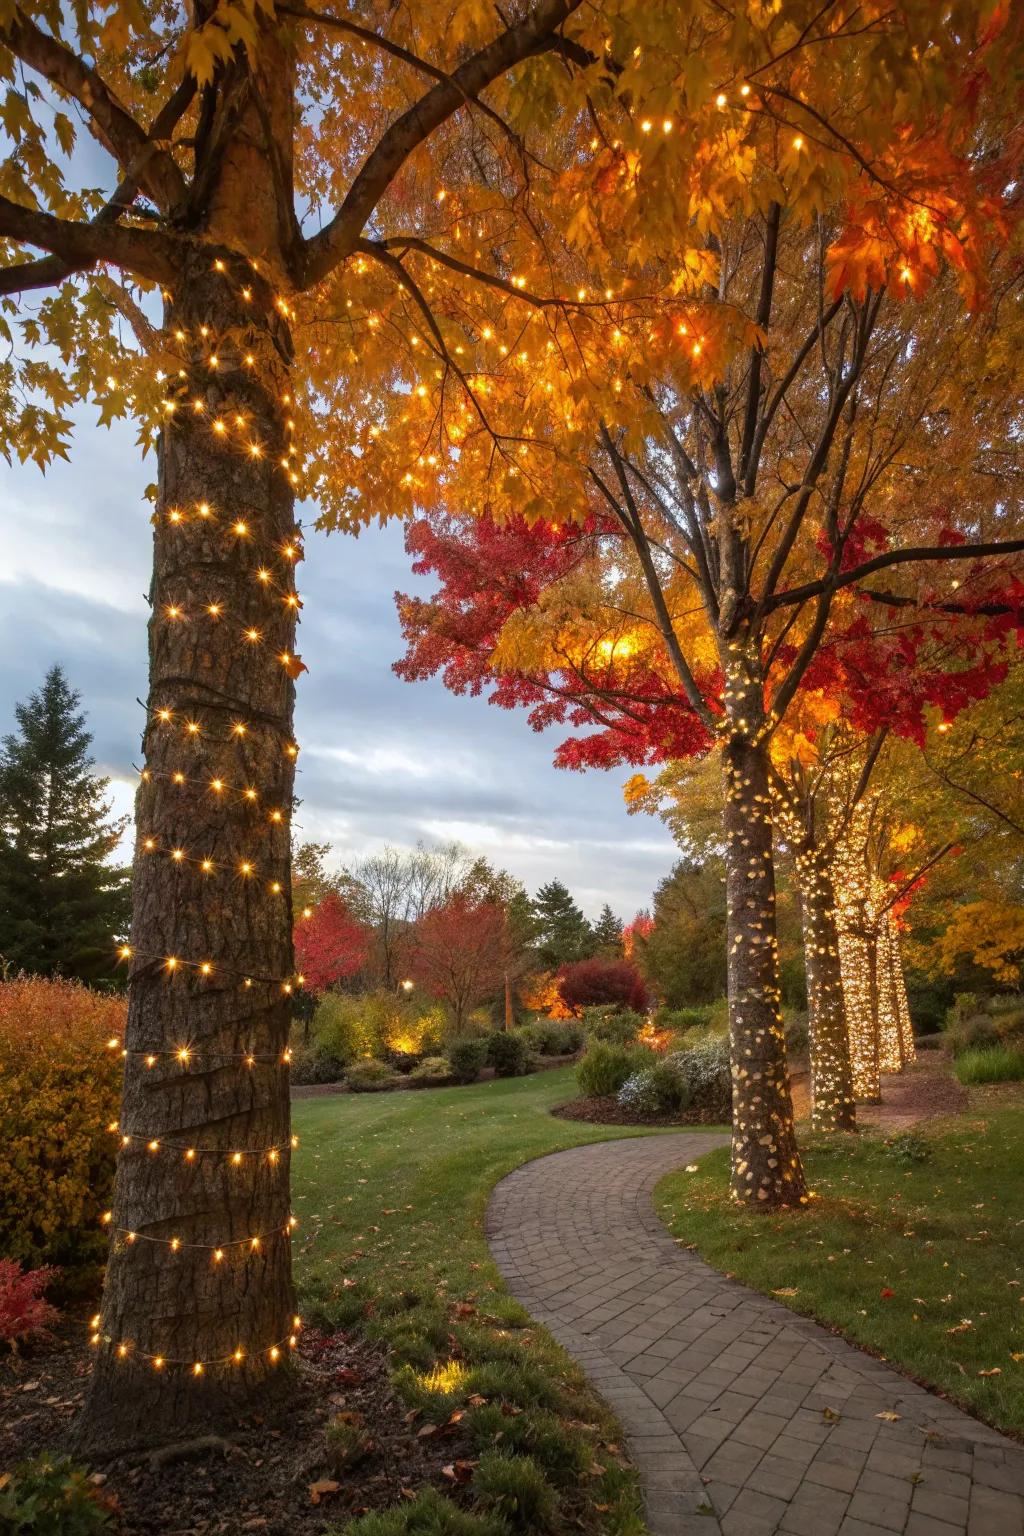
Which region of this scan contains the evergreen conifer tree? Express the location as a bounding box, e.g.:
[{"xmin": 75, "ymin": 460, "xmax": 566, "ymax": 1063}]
[
  {"xmin": 0, "ymin": 666, "xmax": 130, "ymax": 981},
  {"xmin": 531, "ymin": 879, "xmax": 595, "ymax": 970},
  {"xmin": 592, "ymin": 903, "xmax": 624, "ymax": 956}
]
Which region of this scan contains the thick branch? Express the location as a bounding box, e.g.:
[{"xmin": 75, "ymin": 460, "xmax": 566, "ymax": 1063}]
[
  {"xmin": 301, "ymin": 0, "xmax": 582, "ymax": 285},
  {"xmin": 0, "ymin": 73, "xmax": 196, "ymax": 298},
  {"xmin": 0, "ymin": 11, "xmax": 187, "ymax": 212},
  {"xmin": 767, "ymin": 539, "xmax": 1024, "ymax": 611},
  {"xmin": 0, "ymin": 196, "xmax": 181, "ymax": 286}
]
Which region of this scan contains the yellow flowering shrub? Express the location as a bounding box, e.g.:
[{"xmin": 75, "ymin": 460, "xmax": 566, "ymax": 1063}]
[{"xmin": 0, "ymin": 978, "xmax": 124, "ymax": 1266}]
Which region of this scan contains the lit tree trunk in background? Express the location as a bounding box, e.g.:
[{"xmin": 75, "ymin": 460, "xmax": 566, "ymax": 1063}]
[
  {"xmin": 81, "ymin": 254, "xmax": 300, "ymax": 1452},
  {"xmin": 721, "ymin": 648, "xmax": 806, "ymax": 1207},
  {"xmin": 877, "ymin": 914, "xmax": 913, "ymax": 1072},
  {"xmin": 799, "ymin": 852, "xmax": 856, "ymax": 1132},
  {"xmin": 887, "ymin": 919, "xmax": 916, "ymax": 1066},
  {"xmin": 864, "ymin": 926, "xmax": 883, "ymax": 1096},
  {"xmin": 504, "ymin": 972, "xmax": 514, "ymax": 1031}
]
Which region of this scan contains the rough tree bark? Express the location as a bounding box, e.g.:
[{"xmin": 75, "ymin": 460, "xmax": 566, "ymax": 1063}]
[
  {"xmin": 80, "ymin": 254, "xmax": 300, "ymax": 1452},
  {"xmin": 799, "ymin": 851, "xmax": 857, "ymax": 1132},
  {"xmin": 720, "ymin": 648, "xmax": 807, "ymax": 1207}
]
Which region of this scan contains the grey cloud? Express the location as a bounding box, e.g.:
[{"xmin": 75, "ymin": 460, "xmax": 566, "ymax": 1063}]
[{"xmin": 0, "ymin": 440, "xmax": 678, "ymax": 919}]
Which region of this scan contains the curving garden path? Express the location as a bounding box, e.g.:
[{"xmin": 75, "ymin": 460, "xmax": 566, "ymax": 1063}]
[{"xmin": 486, "ymin": 1135, "xmax": 1024, "ymax": 1536}]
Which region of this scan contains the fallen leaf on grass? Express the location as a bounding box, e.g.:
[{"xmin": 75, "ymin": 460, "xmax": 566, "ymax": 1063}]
[
  {"xmin": 773, "ymin": 1288, "xmax": 799, "ymax": 1297},
  {"xmin": 309, "ymin": 1480, "xmax": 340, "ymax": 1505},
  {"xmin": 880, "ymin": 1288, "xmax": 894, "ymax": 1299},
  {"xmin": 979, "ymin": 1368, "xmax": 1002, "ymax": 1377},
  {"xmin": 441, "ymin": 1461, "xmax": 476, "ymax": 1484}
]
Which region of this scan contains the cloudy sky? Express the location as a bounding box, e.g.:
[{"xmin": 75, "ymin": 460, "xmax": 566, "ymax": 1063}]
[{"xmin": 0, "ymin": 412, "xmax": 678, "ymax": 919}]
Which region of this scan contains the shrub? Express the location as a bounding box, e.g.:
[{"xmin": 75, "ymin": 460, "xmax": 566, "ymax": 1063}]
[
  {"xmin": 581, "ymin": 1006, "xmax": 643, "ymax": 1045},
  {"xmin": 945, "ymin": 991, "xmax": 981, "ymax": 1029},
  {"xmin": 345, "ymin": 1059, "xmax": 399, "ymax": 1093},
  {"xmin": 337, "ymin": 1487, "xmax": 507, "ymax": 1536},
  {"xmin": 993, "ymin": 1004, "xmax": 1024, "ymax": 1042},
  {"xmin": 954, "ymin": 1046, "xmax": 1024, "ymax": 1084},
  {"xmin": 576, "ymin": 1041, "xmax": 655, "ymax": 1097},
  {"xmin": 518, "ymin": 1020, "xmax": 584, "ymax": 1056},
  {"xmin": 487, "ymin": 1031, "xmax": 532, "ymax": 1077},
  {"xmin": 946, "ymin": 1015, "xmax": 998, "ymax": 1058},
  {"xmin": 655, "ymin": 1005, "xmax": 712, "ymax": 1033},
  {"xmin": 0, "ymin": 1454, "xmax": 113, "ymax": 1535},
  {"xmin": 667, "ymin": 1035, "xmax": 732, "ymax": 1119},
  {"xmin": 557, "ymin": 958, "xmax": 648, "ymax": 1015},
  {"xmin": 472, "ymin": 1452, "xmax": 558, "ymax": 1532},
  {"xmin": 408, "ymin": 1056, "xmax": 453, "ymax": 1086},
  {"xmin": 0, "ymin": 1259, "xmax": 58, "ymax": 1345},
  {"xmin": 311, "ymin": 992, "xmax": 374, "ymax": 1064},
  {"xmin": 0, "ymin": 978, "xmax": 123, "ymax": 1268},
  {"xmin": 447, "ymin": 1037, "xmax": 489, "ymax": 1083},
  {"xmin": 617, "ymin": 1061, "xmax": 690, "ymax": 1117},
  {"xmin": 288, "ymin": 1037, "xmax": 347, "ymax": 1085}
]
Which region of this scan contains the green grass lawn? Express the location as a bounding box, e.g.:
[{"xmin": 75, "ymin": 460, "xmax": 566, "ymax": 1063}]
[
  {"xmin": 656, "ymin": 1108, "xmax": 1024, "ymax": 1436},
  {"xmin": 291, "ymin": 1068, "xmax": 722, "ymax": 1535}
]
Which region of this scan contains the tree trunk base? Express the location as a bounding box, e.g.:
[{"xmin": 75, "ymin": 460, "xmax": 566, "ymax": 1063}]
[{"xmin": 71, "ymin": 1358, "xmax": 301, "ymax": 1459}]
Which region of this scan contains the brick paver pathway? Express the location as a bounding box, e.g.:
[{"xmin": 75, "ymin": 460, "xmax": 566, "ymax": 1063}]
[{"xmin": 486, "ymin": 1135, "xmax": 1024, "ymax": 1536}]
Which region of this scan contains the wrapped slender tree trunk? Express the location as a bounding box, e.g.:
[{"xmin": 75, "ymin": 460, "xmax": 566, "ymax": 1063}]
[
  {"xmin": 799, "ymin": 851, "xmax": 856, "ymax": 1132},
  {"xmin": 721, "ymin": 649, "xmax": 806, "ymax": 1207},
  {"xmin": 80, "ymin": 256, "xmax": 300, "ymax": 1452}
]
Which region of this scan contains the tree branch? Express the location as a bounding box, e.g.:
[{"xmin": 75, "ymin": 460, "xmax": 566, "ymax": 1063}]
[
  {"xmin": 767, "ymin": 539, "xmax": 1024, "ymax": 612},
  {"xmin": 0, "ymin": 196, "xmax": 181, "ymax": 286},
  {"xmin": 301, "ymin": 0, "xmax": 583, "ymax": 286},
  {"xmin": 0, "ymin": 10, "xmax": 188, "ymax": 212},
  {"xmin": 0, "ymin": 72, "xmax": 196, "ymax": 298}
]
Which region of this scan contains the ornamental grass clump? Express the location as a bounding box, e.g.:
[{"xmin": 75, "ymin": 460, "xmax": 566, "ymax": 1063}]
[{"xmin": 575, "ymin": 1040, "xmax": 656, "ymax": 1097}]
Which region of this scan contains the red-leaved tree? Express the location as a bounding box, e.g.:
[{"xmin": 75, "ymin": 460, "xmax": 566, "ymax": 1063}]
[
  {"xmin": 408, "ymin": 894, "xmax": 511, "ymax": 1034},
  {"xmin": 293, "ymin": 893, "xmax": 370, "ymax": 995}
]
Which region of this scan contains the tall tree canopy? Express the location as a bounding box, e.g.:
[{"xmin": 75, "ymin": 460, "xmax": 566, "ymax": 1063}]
[
  {"xmin": 3, "ymin": 0, "xmax": 1022, "ymax": 1448},
  {"xmin": 0, "ymin": 665, "xmax": 129, "ymax": 982}
]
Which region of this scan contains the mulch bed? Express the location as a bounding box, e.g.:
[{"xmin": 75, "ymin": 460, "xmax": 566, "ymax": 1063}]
[
  {"xmin": 1, "ymin": 1314, "xmax": 474, "ymax": 1536},
  {"xmin": 858, "ymin": 1061, "xmax": 969, "ymax": 1128},
  {"xmin": 552, "ymin": 1095, "xmax": 727, "ymax": 1127}
]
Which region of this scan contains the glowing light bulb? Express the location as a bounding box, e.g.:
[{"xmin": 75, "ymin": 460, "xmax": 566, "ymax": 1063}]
[
  {"xmin": 171, "ymin": 848, "xmax": 184, "ymax": 862},
  {"xmin": 185, "ymin": 1148, "xmax": 196, "ymax": 1161},
  {"xmin": 166, "ymin": 956, "xmax": 178, "ymax": 971},
  {"xmin": 200, "ymin": 962, "xmax": 212, "ymax": 976},
  {"xmin": 170, "ymin": 1237, "xmax": 181, "ymax": 1252}
]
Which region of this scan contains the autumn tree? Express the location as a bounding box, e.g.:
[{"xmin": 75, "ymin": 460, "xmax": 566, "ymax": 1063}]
[
  {"xmin": 5, "ymin": 0, "xmax": 1022, "ymax": 1448},
  {"xmin": 396, "ymin": 169, "xmax": 1024, "ymax": 1205},
  {"xmin": 0, "ymin": 665, "xmax": 129, "ymax": 982},
  {"xmin": 407, "ymin": 892, "xmax": 511, "ymax": 1033},
  {"xmin": 292, "ymin": 891, "xmax": 369, "ymax": 994}
]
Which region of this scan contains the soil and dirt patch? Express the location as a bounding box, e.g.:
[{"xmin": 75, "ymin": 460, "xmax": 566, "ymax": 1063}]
[{"xmin": 1, "ymin": 1317, "xmax": 474, "ymax": 1536}]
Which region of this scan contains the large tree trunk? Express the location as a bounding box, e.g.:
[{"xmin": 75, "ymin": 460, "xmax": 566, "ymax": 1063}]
[
  {"xmin": 721, "ymin": 653, "xmax": 806, "ymax": 1208},
  {"xmin": 800, "ymin": 851, "xmax": 856, "ymax": 1132},
  {"xmin": 80, "ymin": 255, "xmax": 300, "ymax": 1452}
]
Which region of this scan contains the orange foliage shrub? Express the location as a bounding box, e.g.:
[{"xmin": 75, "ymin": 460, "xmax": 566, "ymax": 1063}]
[
  {"xmin": 519, "ymin": 972, "xmax": 575, "ymax": 1021},
  {"xmin": 0, "ymin": 977, "xmax": 124, "ymax": 1267}
]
